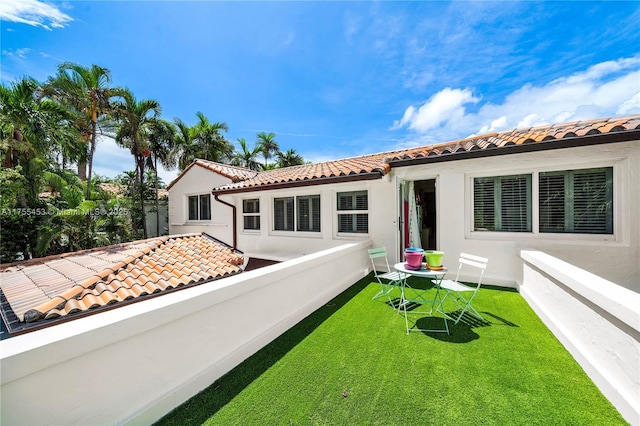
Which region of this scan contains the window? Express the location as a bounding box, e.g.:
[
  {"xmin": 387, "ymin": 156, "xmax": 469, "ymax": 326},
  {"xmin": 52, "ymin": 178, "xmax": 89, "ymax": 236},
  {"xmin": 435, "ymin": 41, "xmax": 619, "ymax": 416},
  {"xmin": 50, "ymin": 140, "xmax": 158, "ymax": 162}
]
[
  {"xmin": 297, "ymin": 195, "xmax": 321, "ymax": 232},
  {"xmin": 539, "ymin": 167, "xmax": 613, "ymax": 234},
  {"xmin": 337, "ymin": 191, "xmax": 368, "ymax": 233},
  {"xmin": 474, "ymin": 175, "xmax": 531, "ymax": 232},
  {"xmin": 188, "ymin": 194, "xmax": 211, "ymax": 221},
  {"xmin": 274, "ymin": 197, "xmax": 294, "ymax": 231},
  {"xmin": 243, "ymin": 199, "xmax": 260, "ymax": 230},
  {"xmin": 273, "ymin": 195, "xmax": 321, "ymax": 232}
]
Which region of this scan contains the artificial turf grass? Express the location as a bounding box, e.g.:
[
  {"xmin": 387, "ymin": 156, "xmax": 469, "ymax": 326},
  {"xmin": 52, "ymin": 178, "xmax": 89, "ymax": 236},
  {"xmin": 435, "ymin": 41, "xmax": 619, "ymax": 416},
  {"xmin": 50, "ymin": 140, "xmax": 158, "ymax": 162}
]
[{"xmin": 156, "ymin": 274, "xmax": 627, "ymax": 426}]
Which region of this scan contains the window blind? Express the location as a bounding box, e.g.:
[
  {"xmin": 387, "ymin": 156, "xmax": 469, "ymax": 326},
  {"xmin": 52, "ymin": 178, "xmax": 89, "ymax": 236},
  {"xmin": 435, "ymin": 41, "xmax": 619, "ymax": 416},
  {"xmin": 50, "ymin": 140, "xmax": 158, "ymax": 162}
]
[
  {"xmin": 540, "ymin": 167, "xmax": 613, "ymax": 234},
  {"xmin": 297, "ymin": 195, "xmax": 320, "ymax": 232},
  {"xmin": 243, "ymin": 199, "xmax": 260, "ymax": 230},
  {"xmin": 337, "ymin": 191, "xmax": 368, "ymax": 233},
  {"xmin": 274, "ymin": 197, "xmax": 294, "ymax": 231},
  {"xmin": 188, "ymin": 196, "xmax": 198, "ymax": 221},
  {"xmin": 473, "ymin": 175, "xmax": 531, "ymax": 232},
  {"xmin": 199, "ymin": 195, "xmax": 211, "ymax": 220}
]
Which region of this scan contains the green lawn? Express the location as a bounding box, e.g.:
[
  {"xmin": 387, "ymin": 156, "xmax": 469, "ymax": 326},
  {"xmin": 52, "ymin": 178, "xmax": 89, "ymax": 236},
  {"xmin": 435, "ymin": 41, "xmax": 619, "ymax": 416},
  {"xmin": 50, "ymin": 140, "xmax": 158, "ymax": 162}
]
[{"xmin": 156, "ymin": 274, "xmax": 627, "ymax": 425}]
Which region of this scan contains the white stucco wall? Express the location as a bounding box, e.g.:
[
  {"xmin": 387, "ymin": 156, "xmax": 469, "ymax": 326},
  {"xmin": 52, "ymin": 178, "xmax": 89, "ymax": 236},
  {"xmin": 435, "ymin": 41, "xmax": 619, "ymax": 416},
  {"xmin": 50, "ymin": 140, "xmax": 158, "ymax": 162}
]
[
  {"xmin": 0, "ymin": 242, "xmax": 371, "ymax": 425},
  {"xmin": 389, "ymin": 140, "xmax": 639, "ymax": 291},
  {"xmin": 169, "ymin": 141, "xmax": 639, "ymax": 291},
  {"xmin": 519, "ymin": 250, "xmax": 640, "ymax": 424},
  {"xmin": 322, "ymin": 142, "xmax": 638, "ymax": 291},
  {"xmin": 218, "ymin": 179, "xmax": 385, "ymax": 260},
  {"xmin": 168, "ymin": 165, "xmax": 235, "ymax": 245}
]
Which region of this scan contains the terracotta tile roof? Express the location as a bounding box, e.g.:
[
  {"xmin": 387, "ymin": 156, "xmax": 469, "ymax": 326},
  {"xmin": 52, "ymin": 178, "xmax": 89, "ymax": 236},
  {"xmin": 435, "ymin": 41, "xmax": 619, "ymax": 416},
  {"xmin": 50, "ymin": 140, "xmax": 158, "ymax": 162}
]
[
  {"xmin": 41, "ymin": 183, "xmax": 168, "ymax": 200},
  {"xmin": 98, "ymin": 183, "xmax": 168, "ymax": 199},
  {"xmin": 385, "ymin": 115, "xmax": 640, "ymax": 163},
  {"xmin": 98, "ymin": 182, "xmax": 126, "ymax": 195},
  {"xmin": 0, "ymin": 233, "xmax": 244, "ymax": 334},
  {"xmin": 213, "ymin": 152, "xmax": 395, "ymax": 193},
  {"xmin": 211, "ymin": 114, "xmax": 640, "ymax": 194},
  {"xmin": 167, "ymin": 159, "xmax": 258, "ymax": 190}
]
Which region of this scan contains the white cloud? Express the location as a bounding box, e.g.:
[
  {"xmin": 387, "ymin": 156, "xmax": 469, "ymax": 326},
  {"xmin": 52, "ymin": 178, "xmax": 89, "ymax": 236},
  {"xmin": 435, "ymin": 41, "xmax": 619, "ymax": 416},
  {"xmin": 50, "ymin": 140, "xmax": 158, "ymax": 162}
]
[
  {"xmin": 516, "ymin": 114, "xmax": 547, "ymax": 129},
  {"xmin": 92, "ymin": 136, "xmax": 135, "ymax": 179},
  {"xmin": 93, "ymin": 136, "xmax": 179, "ymax": 186},
  {"xmin": 617, "ymin": 92, "xmax": 640, "ymax": 115},
  {"xmin": 391, "ymin": 88, "xmax": 479, "ymax": 132},
  {"xmin": 478, "ymin": 116, "xmax": 509, "ymax": 134},
  {"xmin": 2, "ymin": 47, "xmax": 32, "ymax": 58},
  {"xmin": 0, "ymin": 0, "xmax": 72, "ymax": 30},
  {"xmin": 393, "ymin": 55, "xmax": 640, "ymax": 139}
]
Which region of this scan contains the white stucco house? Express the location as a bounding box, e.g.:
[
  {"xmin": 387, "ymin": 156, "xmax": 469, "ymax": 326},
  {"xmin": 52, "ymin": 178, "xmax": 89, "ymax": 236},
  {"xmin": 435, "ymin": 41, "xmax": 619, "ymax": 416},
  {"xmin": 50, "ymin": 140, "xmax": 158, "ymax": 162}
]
[
  {"xmin": 2, "ymin": 115, "xmax": 638, "ymax": 425},
  {"xmin": 169, "ymin": 115, "xmax": 640, "ymax": 292}
]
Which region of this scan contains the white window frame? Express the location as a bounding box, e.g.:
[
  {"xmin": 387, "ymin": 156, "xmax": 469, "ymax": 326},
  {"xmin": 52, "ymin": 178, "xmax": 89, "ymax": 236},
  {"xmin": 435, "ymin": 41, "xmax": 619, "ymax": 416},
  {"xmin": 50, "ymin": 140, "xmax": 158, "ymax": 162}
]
[
  {"xmin": 538, "ymin": 167, "xmax": 613, "ymax": 235},
  {"xmin": 271, "ymin": 194, "xmax": 322, "ymax": 234},
  {"xmin": 472, "ymin": 174, "xmax": 532, "ymax": 233},
  {"xmin": 336, "ymin": 190, "xmax": 369, "ymax": 236},
  {"xmin": 187, "ymin": 193, "xmax": 211, "ymax": 222},
  {"xmin": 242, "ymin": 198, "xmax": 261, "ymax": 232},
  {"xmin": 273, "ymin": 196, "xmax": 295, "ymax": 231},
  {"xmin": 468, "ymin": 161, "xmax": 619, "ymax": 243},
  {"xmin": 296, "ymin": 195, "xmax": 321, "ymax": 232}
]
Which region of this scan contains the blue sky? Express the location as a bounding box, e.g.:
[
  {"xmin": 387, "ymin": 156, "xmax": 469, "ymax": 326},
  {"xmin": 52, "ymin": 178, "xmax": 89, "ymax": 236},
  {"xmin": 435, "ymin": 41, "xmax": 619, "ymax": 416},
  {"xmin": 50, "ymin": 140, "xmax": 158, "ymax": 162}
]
[{"xmin": 1, "ymin": 1, "xmax": 639, "ymax": 184}]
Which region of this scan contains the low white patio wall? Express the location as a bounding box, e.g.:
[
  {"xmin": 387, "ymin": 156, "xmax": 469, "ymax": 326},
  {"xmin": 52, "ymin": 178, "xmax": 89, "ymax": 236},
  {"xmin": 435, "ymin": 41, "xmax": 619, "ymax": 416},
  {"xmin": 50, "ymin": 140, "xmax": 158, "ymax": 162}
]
[
  {"xmin": 0, "ymin": 240, "xmax": 372, "ymax": 426},
  {"xmin": 519, "ymin": 250, "xmax": 640, "ymax": 425}
]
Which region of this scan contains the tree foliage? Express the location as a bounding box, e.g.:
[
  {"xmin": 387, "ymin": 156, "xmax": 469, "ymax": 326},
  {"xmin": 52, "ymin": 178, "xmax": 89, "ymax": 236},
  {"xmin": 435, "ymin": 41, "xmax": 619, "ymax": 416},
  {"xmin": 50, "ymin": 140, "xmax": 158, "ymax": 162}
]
[{"xmin": 0, "ymin": 62, "xmax": 306, "ymax": 262}]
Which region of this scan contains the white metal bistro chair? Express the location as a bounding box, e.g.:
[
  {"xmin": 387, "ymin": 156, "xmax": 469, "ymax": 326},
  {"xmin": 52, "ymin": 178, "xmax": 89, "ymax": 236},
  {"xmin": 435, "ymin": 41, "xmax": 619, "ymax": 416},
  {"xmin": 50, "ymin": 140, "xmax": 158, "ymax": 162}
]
[
  {"xmin": 368, "ymin": 247, "xmax": 409, "ymax": 305},
  {"xmin": 438, "ymin": 253, "xmax": 488, "ymax": 324}
]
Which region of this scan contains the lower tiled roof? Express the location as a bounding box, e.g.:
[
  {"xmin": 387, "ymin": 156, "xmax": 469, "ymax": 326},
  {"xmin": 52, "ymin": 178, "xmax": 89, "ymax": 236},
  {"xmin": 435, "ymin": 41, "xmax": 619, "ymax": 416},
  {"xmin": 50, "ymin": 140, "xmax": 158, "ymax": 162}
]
[{"xmin": 0, "ymin": 233, "xmax": 244, "ymax": 334}]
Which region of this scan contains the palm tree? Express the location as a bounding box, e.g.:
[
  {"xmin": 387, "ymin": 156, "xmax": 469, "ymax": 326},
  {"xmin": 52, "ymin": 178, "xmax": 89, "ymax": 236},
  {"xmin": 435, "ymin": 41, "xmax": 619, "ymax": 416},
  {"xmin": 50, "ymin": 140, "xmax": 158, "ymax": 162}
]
[
  {"xmin": 98, "ymin": 197, "xmax": 132, "ymax": 244},
  {"xmin": 113, "ymin": 88, "xmax": 161, "ymax": 238},
  {"xmin": 44, "ymin": 62, "xmax": 119, "ymax": 198},
  {"xmin": 1, "ymin": 78, "xmax": 57, "ymax": 167},
  {"xmin": 276, "ymin": 148, "xmax": 304, "ymax": 168},
  {"xmin": 0, "ymin": 77, "xmax": 75, "ymax": 205},
  {"xmin": 193, "ymin": 112, "xmax": 234, "ymax": 163},
  {"xmin": 147, "ymin": 119, "xmax": 175, "ymax": 236},
  {"xmin": 231, "ymin": 138, "xmax": 263, "ymax": 171},
  {"xmin": 36, "ymin": 170, "xmax": 104, "ymax": 256},
  {"xmin": 168, "ymin": 118, "xmax": 197, "ymax": 170},
  {"xmin": 256, "ymin": 131, "xmax": 279, "ymax": 168}
]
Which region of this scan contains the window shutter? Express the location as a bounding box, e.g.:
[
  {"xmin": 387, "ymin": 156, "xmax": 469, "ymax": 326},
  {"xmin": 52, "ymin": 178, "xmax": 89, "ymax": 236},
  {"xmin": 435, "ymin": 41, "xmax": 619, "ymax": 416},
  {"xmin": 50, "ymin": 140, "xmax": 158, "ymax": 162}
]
[
  {"xmin": 474, "ymin": 175, "xmax": 530, "ymax": 232},
  {"xmin": 274, "ymin": 198, "xmax": 284, "ymax": 230},
  {"xmin": 337, "ymin": 191, "xmax": 368, "ymax": 233},
  {"xmin": 243, "ymin": 199, "xmax": 259, "ymax": 214},
  {"xmin": 188, "ymin": 196, "xmax": 198, "ymax": 221},
  {"xmin": 539, "ymin": 172, "xmax": 566, "ymax": 233},
  {"xmin": 274, "ymin": 197, "xmax": 294, "ymax": 231},
  {"xmin": 354, "ymin": 213, "xmax": 368, "ymax": 233},
  {"xmin": 297, "ymin": 196, "xmax": 320, "ymax": 232},
  {"xmin": 573, "ymin": 168, "xmax": 613, "ymax": 234},
  {"xmin": 338, "ymin": 194, "xmax": 352, "ymax": 210},
  {"xmin": 298, "ymin": 197, "xmax": 310, "ymax": 231},
  {"xmin": 338, "ymin": 214, "xmax": 352, "ymax": 232},
  {"xmin": 243, "ymin": 199, "xmax": 260, "ymax": 230},
  {"xmin": 355, "ymin": 192, "xmax": 368, "ymax": 210},
  {"xmin": 199, "ymin": 195, "xmax": 211, "ymax": 220},
  {"xmin": 312, "ymin": 195, "xmax": 321, "ymax": 231},
  {"xmin": 244, "ymin": 216, "xmax": 260, "ymax": 230},
  {"xmin": 474, "ymin": 178, "xmax": 495, "ymax": 231},
  {"xmin": 539, "ymin": 167, "xmax": 612, "ymax": 234},
  {"xmin": 500, "ymin": 175, "xmax": 531, "ymax": 232}
]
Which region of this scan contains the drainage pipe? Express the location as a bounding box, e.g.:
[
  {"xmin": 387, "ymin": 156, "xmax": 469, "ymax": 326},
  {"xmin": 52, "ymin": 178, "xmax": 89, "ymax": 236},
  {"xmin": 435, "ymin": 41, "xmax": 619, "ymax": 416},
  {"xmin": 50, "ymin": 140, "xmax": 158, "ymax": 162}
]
[{"xmin": 213, "ymin": 194, "xmax": 237, "ymax": 249}]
